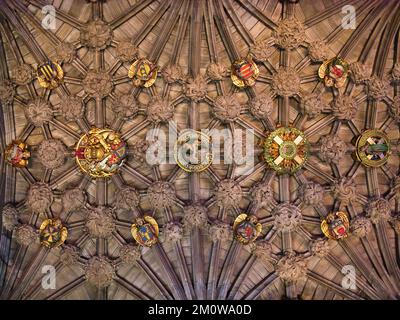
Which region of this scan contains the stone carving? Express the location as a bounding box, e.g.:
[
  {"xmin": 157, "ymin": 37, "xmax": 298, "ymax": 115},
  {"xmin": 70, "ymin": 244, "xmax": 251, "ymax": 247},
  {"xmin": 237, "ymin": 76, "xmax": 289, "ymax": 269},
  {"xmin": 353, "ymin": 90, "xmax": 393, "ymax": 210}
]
[
  {"xmin": 130, "ymin": 140, "xmax": 150, "ymax": 163},
  {"xmin": 300, "ymin": 91, "xmax": 324, "ymax": 118},
  {"xmin": 59, "ymin": 245, "xmax": 80, "ymax": 266},
  {"xmin": 85, "ymin": 206, "xmax": 116, "ymax": 238},
  {"xmin": 392, "ymin": 63, "xmax": 400, "ymax": 81},
  {"xmin": 250, "ymin": 40, "xmax": 274, "ymax": 61},
  {"xmin": 206, "ymin": 62, "xmax": 229, "ymax": 81},
  {"xmin": 115, "ymin": 186, "xmax": 140, "ymax": 211},
  {"xmin": 272, "ymin": 67, "xmax": 301, "ymax": 96},
  {"xmin": 37, "ymin": 139, "xmax": 67, "ymax": 169},
  {"xmin": 25, "ymin": 98, "xmax": 53, "ymax": 126},
  {"xmin": 147, "ymin": 181, "xmax": 176, "ymax": 210},
  {"xmin": 58, "ymin": 95, "xmax": 85, "ymax": 121},
  {"xmin": 272, "ymin": 203, "xmax": 302, "ymax": 232},
  {"xmin": 251, "ymin": 240, "xmax": 273, "ymax": 263},
  {"xmin": 249, "ymin": 181, "xmax": 274, "ymax": 210},
  {"xmin": 119, "ymin": 244, "xmax": 141, "ymax": 265},
  {"xmin": 11, "ymin": 64, "xmax": 33, "ymax": 85},
  {"xmin": 349, "ymin": 62, "xmax": 371, "ymax": 84},
  {"xmin": 115, "ymin": 41, "xmax": 138, "ymax": 62},
  {"xmin": 389, "ymin": 95, "xmax": 400, "ymax": 122},
  {"xmin": 213, "ymin": 94, "xmax": 241, "ymax": 122},
  {"xmin": 80, "ymin": 19, "xmax": 113, "ymax": 49},
  {"xmin": 208, "ymin": 220, "xmax": 231, "ymax": 242},
  {"xmin": 14, "ymin": 224, "xmax": 37, "ymax": 246},
  {"xmin": 275, "ymin": 252, "xmax": 307, "ymax": 282},
  {"xmin": 350, "ymin": 216, "xmax": 372, "ymax": 238},
  {"xmin": 273, "ymin": 18, "xmax": 306, "ymax": 49},
  {"xmin": 310, "ymin": 238, "xmax": 330, "ymax": 258},
  {"xmin": 2, "ymin": 204, "xmax": 19, "ymax": 231},
  {"xmin": 365, "ymin": 197, "xmax": 391, "ymax": 224},
  {"xmin": 162, "ymin": 222, "xmax": 183, "ymax": 243},
  {"xmin": 366, "ymin": 76, "xmax": 389, "ymax": 100},
  {"xmin": 62, "ymin": 188, "xmax": 86, "ymax": 212},
  {"xmin": 146, "ymin": 96, "xmax": 174, "ymax": 123},
  {"xmin": 332, "ymin": 177, "xmax": 357, "ymax": 205},
  {"xmin": 54, "ymin": 42, "xmax": 76, "ymax": 63},
  {"xmin": 299, "ymin": 182, "xmax": 324, "ymax": 206},
  {"xmin": 248, "ymin": 92, "xmax": 273, "ymax": 120},
  {"xmin": 162, "ymin": 64, "xmax": 186, "ymax": 83},
  {"xmin": 83, "ymin": 70, "xmax": 113, "ymax": 97},
  {"xmin": 319, "ymin": 135, "xmax": 347, "ymax": 164},
  {"xmin": 111, "ymin": 92, "xmax": 139, "ymax": 119},
  {"xmin": 0, "ymin": 80, "xmax": 14, "ymax": 104},
  {"xmin": 214, "ymin": 179, "xmax": 242, "ymax": 209},
  {"xmin": 391, "ymin": 216, "xmax": 400, "ymax": 235},
  {"xmin": 307, "ymin": 40, "xmax": 329, "ymax": 62},
  {"xmin": 184, "ymin": 74, "xmax": 207, "ymax": 102},
  {"xmin": 85, "ymin": 256, "xmax": 115, "ymax": 288},
  {"xmin": 26, "ymin": 182, "xmax": 54, "ymax": 213},
  {"xmin": 331, "ymin": 95, "xmax": 358, "ymax": 120},
  {"xmin": 183, "ymin": 204, "xmax": 208, "ymax": 229}
]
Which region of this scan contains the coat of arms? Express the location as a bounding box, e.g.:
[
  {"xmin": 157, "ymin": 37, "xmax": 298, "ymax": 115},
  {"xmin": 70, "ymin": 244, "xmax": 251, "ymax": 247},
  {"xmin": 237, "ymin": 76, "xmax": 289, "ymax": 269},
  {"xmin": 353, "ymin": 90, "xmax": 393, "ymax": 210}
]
[
  {"xmin": 321, "ymin": 211, "xmax": 350, "ymax": 240},
  {"xmin": 233, "ymin": 214, "xmax": 262, "ymax": 245},
  {"xmin": 131, "ymin": 216, "xmax": 159, "ymax": 247}
]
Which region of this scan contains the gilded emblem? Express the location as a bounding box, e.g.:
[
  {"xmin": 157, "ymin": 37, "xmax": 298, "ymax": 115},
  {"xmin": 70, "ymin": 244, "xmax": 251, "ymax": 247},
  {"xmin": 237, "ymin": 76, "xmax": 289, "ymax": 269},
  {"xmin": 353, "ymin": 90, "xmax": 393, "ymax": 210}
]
[
  {"xmin": 231, "ymin": 56, "xmax": 259, "ymax": 88},
  {"xmin": 39, "ymin": 218, "xmax": 68, "ymax": 248},
  {"xmin": 36, "ymin": 61, "xmax": 64, "ymax": 89},
  {"xmin": 174, "ymin": 130, "xmax": 213, "ymax": 173},
  {"xmin": 131, "ymin": 216, "xmax": 159, "ymax": 247},
  {"xmin": 4, "ymin": 141, "xmax": 31, "ymax": 167},
  {"xmin": 354, "ymin": 130, "xmax": 391, "ymax": 167},
  {"xmin": 128, "ymin": 58, "xmax": 158, "ymax": 87},
  {"xmin": 233, "ymin": 214, "xmax": 262, "ymax": 245},
  {"xmin": 74, "ymin": 128, "xmax": 127, "ymax": 178},
  {"xmin": 318, "ymin": 57, "xmax": 349, "ymax": 88},
  {"xmin": 321, "ymin": 211, "xmax": 350, "ymax": 240}
]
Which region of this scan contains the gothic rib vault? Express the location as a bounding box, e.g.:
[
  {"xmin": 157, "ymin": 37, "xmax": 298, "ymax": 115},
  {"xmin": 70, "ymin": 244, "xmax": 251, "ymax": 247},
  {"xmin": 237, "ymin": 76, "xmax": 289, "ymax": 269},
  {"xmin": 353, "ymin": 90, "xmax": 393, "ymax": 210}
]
[{"xmin": 0, "ymin": 0, "xmax": 400, "ymax": 300}]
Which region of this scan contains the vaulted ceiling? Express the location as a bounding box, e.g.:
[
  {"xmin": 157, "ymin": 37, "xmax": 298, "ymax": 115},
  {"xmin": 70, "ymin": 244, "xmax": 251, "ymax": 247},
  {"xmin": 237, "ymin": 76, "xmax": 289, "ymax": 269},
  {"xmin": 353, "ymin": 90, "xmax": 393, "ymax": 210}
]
[{"xmin": 0, "ymin": 0, "xmax": 400, "ymax": 300}]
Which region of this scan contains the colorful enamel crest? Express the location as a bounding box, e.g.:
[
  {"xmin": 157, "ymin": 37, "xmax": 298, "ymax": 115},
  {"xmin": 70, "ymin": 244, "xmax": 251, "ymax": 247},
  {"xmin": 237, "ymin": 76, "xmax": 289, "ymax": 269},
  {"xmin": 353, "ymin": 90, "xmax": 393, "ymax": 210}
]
[
  {"xmin": 318, "ymin": 57, "xmax": 349, "ymax": 88},
  {"xmin": 131, "ymin": 216, "xmax": 159, "ymax": 247},
  {"xmin": 174, "ymin": 130, "xmax": 213, "ymax": 173},
  {"xmin": 321, "ymin": 211, "xmax": 350, "ymax": 240},
  {"xmin": 74, "ymin": 128, "xmax": 127, "ymax": 178},
  {"xmin": 354, "ymin": 130, "xmax": 391, "ymax": 167},
  {"xmin": 128, "ymin": 58, "xmax": 158, "ymax": 87},
  {"xmin": 233, "ymin": 214, "xmax": 262, "ymax": 245},
  {"xmin": 4, "ymin": 141, "xmax": 31, "ymax": 167},
  {"xmin": 36, "ymin": 61, "xmax": 64, "ymax": 89},
  {"xmin": 39, "ymin": 218, "xmax": 68, "ymax": 248},
  {"xmin": 263, "ymin": 127, "xmax": 309, "ymax": 174},
  {"xmin": 231, "ymin": 57, "xmax": 259, "ymax": 87}
]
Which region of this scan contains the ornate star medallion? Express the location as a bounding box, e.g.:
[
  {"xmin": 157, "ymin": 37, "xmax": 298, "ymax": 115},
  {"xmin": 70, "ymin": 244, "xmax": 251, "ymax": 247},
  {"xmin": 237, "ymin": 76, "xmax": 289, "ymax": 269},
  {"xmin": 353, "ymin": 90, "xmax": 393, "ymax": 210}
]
[
  {"xmin": 354, "ymin": 130, "xmax": 391, "ymax": 167},
  {"xmin": 131, "ymin": 216, "xmax": 159, "ymax": 247},
  {"xmin": 128, "ymin": 58, "xmax": 158, "ymax": 87},
  {"xmin": 36, "ymin": 61, "xmax": 64, "ymax": 89},
  {"xmin": 231, "ymin": 56, "xmax": 259, "ymax": 88},
  {"xmin": 4, "ymin": 141, "xmax": 31, "ymax": 168},
  {"xmin": 263, "ymin": 127, "xmax": 309, "ymax": 174},
  {"xmin": 321, "ymin": 211, "xmax": 350, "ymax": 240},
  {"xmin": 318, "ymin": 57, "xmax": 349, "ymax": 88},
  {"xmin": 39, "ymin": 218, "xmax": 68, "ymax": 248},
  {"xmin": 233, "ymin": 214, "xmax": 262, "ymax": 245}
]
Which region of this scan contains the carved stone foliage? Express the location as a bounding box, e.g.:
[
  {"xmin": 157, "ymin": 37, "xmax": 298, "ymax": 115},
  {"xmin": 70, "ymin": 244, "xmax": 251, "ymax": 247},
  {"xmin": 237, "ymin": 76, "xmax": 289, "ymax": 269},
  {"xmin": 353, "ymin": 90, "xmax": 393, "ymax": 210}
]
[
  {"xmin": 208, "ymin": 220, "xmax": 231, "ymax": 242},
  {"xmin": 248, "ymin": 92, "xmax": 273, "ymax": 120},
  {"xmin": 147, "ymin": 181, "xmax": 176, "ymax": 210},
  {"xmin": 366, "ymin": 76, "xmax": 389, "ymax": 100},
  {"xmin": 26, "ymin": 182, "xmax": 54, "ymax": 213},
  {"xmin": 309, "ymin": 238, "xmax": 330, "ymax": 258},
  {"xmin": 25, "ymin": 98, "xmax": 53, "ymax": 126},
  {"xmin": 250, "ymin": 40, "xmax": 274, "ymax": 62},
  {"xmin": 54, "ymin": 42, "xmax": 76, "ymax": 63},
  {"xmin": 119, "ymin": 244, "xmax": 141, "ymax": 265},
  {"xmin": 11, "ymin": 64, "xmax": 34, "ymax": 85},
  {"xmin": 331, "ymin": 95, "xmax": 358, "ymax": 120},
  {"xmin": 273, "ymin": 18, "xmax": 306, "ymax": 49},
  {"xmin": 130, "ymin": 140, "xmax": 150, "ymax": 163},
  {"xmin": 307, "ymin": 40, "xmax": 329, "ymax": 62},
  {"xmin": 162, "ymin": 222, "xmax": 184, "ymax": 244},
  {"xmin": 319, "ymin": 135, "xmax": 347, "ymax": 164},
  {"xmin": 183, "ymin": 204, "xmax": 208, "ymax": 229},
  {"xmin": 184, "ymin": 74, "xmax": 207, "ymax": 102},
  {"xmin": 111, "ymin": 92, "xmax": 139, "ymax": 119},
  {"xmin": 37, "ymin": 139, "xmax": 67, "ymax": 169},
  {"xmin": 59, "ymin": 245, "xmax": 80, "ymax": 266},
  {"xmin": 365, "ymin": 197, "xmax": 391, "ymax": 224},
  {"xmin": 115, "ymin": 41, "xmax": 138, "ymax": 62},
  {"xmin": 162, "ymin": 64, "xmax": 186, "ymax": 83},
  {"xmin": 57, "ymin": 95, "xmax": 85, "ymax": 121},
  {"xmin": 392, "ymin": 63, "xmax": 400, "ymax": 81},
  {"xmin": 80, "ymin": 19, "xmax": 113, "ymax": 49},
  {"xmin": 332, "ymin": 177, "xmax": 357, "ymax": 205},
  {"xmin": 249, "ymin": 181, "xmax": 274, "ymax": 210},
  {"xmin": 2, "ymin": 204, "xmax": 19, "ymax": 231},
  {"xmin": 275, "ymin": 252, "xmax": 307, "ymax": 282},
  {"xmin": 206, "ymin": 62, "xmax": 229, "ymax": 81},
  {"xmin": 251, "ymin": 240, "xmax": 273, "ymax": 263},
  {"xmin": 146, "ymin": 96, "xmax": 174, "ymax": 123},
  {"xmin": 272, "ymin": 203, "xmax": 302, "ymax": 232},
  {"xmin": 349, "ymin": 62, "xmax": 371, "ymax": 84},
  {"xmin": 85, "ymin": 256, "xmax": 115, "ymax": 288},
  {"xmin": 213, "ymin": 94, "xmax": 241, "ymax": 123},
  {"xmin": 299, "ymin": 182, "xmax": 324, "ymax": 206},
  {"xmin": 214, "ymin": 179, "xmax": 242, "ymax": 209},
  {"xmin": 389, "ymin": 95, "xmax": 400, "ymax": 122},
  {"xmin": 300, "ymin": 91, "xmax": 324, "ymax": 118},
  {"xmin": 115, "ymin": 186, "xmax": 140, "ymax": 211},
  {"xmin": 85, "ymin": 206, "xmax": 116, "ymax": 238},
  {"xmin": 62, "ymin": 188, "xmax": 87, "ymax": 212},
  {"xmin": 0, "ymin": 80, "xmax": 14, "ymax": 104},
  {"xmin": 272, "ymin": 67, "xmax": 301, "ymax": 96},
  {"xmin": 14, "ymin": 224, "xmax": 37, "ymax": 246},
  {"xmin": 350, "ymin": 216, "xmax": 372, "ymax": 238},
  {"xmin": 82, "ymin": 71, "xmax": 113, "ymax": 97}
]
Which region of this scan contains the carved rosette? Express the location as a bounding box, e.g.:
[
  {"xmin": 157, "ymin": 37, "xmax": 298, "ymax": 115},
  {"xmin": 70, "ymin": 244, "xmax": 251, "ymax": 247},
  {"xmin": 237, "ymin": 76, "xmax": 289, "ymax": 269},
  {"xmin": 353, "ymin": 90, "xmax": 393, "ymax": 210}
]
[
  {"xmin": 184, "ymin": 74, "xmax": 208, "ymax": 102},
  {"xmin": 309, "ymin": 238, "xmax": 330, "ymax": 258},
  {"xmin": 162, "ymin": 222, "xmax": 184, "ymax": 244},
  {"xmin": 0, "ymin": 80, "xmax": 15, "ymax": 104},
  {"xmin": 119, "ymin": 244, "xmax": 141, "ymax": 265},
  {"xmin": 62, "ymin": 188, "xmax": 87, "ymax": 212},
  {"xmin": 349, "ymin": 62, "xmax": 371, "ymax": 84},
  {"xmin": 12, "ymin": 64, "xmax": 34, "ymax": 85},
  {"xmin": 366, "ymin": 76, "xmax": 389, "ymax": 100},
  {"xmin": 275, "ymin": 252, "xmax": 308, "ymax": 282},
  {"xmin": 250, "ymin": 40, "xmax": 274, "ymax": 61},
  {"xmin": 85, "ymin": 256, "xmax": 115, "ymax": 288},
  {"xmin": 300, "ymin": 91, "xmax": 324, "ymax": 118},
  {"xmin": 111, "ymin": 92, "xmax": 139, "ymax": 119},
  {"xmin": 248, "ymin": 92, "xmax": 273, "ymax": 120},
  {"xmin": 272, "ymin": 67, "xmax": 301, "ymax": 96},
  {"xmin": 273, "ymin": 18, "xmax": 306, "ymax": 49},
  {"xmin": 389, "ymin": 96, "xmax": 400, "ymax": 122},
  {"xmin": 162, "ymin": 64, "xmax": 186, "ymax": 83},
  {"xmin": 319, "ymin": 135, "xmax": 347, "ymax": 164},
  {"xmin": 83, "ymin": 71, "xmax": 113, "ymax": 98},
  {"xmin": 115, "ymin": 186, "xmax": 140, "ymax": 211},
  {"xmin": 80, "ymin": 19, "xmax": 113, "ymax": 49},
  {"xmin": 213, "ymin": 94, "xmax": 241, "ymax": 122},
  {"xmin": 25, "ymin": 98, "xmax": 53, "ymax": 126},
  {"xmin": 130, "ymin": 140, "xmax": 150, "ymax": 163},
  {"xmin": 251, "ymin": 240, "xmax": 273, "ymax": 263},
  {"xmin": 299, "ymin": 182, "xmax": 324, "ymax": 206},
  {"xmin": 249, "ymin": 181, "xmax": 274, "ymax": 210},
  {"xmin": 272, "ymin": 203, "xmax": 302, "ymax": 232},
  {"xmin": 365, "ymin": 197, "xmax": 391, "ymax": 224},
  {"xmin": 350, "ymin": 216, "xmax": 372, "ymax": 238},
  {"xmin": 206, "ymin": 62, "xmax": 229, "ymax": 81},
  {"xmin": 331, "ymin": 95, "xmax": 358, "ymax": 120},
  {"xmin": 214, "ymin": 179, "xmax": 242, "ymax": 209},
  {"xmin": 183, "ymin": 205, "xmax": 208, "ymax": 229},
  {"xmin": 115, "ymin": 41, "xmax": 138, "ymax": 62},
  {"xmin": 85, "ymin": 206, "xmax": 116, "ymax": 238},
  {"xmin": 307, "ymin": 40, "xmax": 329, "ymax": 62},
  {"xmin": 392, "ymin": 63, "xmax": 400, "ymax": 82},
  {"xmin": 147, "ymin": 181, "xmax": 176, "ymax": 210},
  {"xmin": 14, "ymin": 224, "xmax": 37, "ymax": 246},
  {"xmin": 54, "ymin": 42, "xmax": 76, "ymax": 63},
  {"xmin": 58, "ymin": 95, "xmax": 85, "ymax": 121},
  {"xmin": 59, "ymin": 245, "xmax": 80, "ymax": 266},
  {"xmin": 37, "ymin": 139, "xmax": 67, "ymax": 169},
  {"xmin": 2, "ymin": 204, "xmax": 19, "ymax": 231},
  {"xmin": 208, "ymin": 220, "xmax": 232, "ymax": 242},
  {"xmin": 332, "ymin": 178, "xmax": 357, "ymax": 206},
  {"xmin": 26, "ymin": 182, "xmax": 54, "ymax": 213},
  {"xmin": 146, "ymin": 96, "xmax": 174, "ymax": 123}
]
